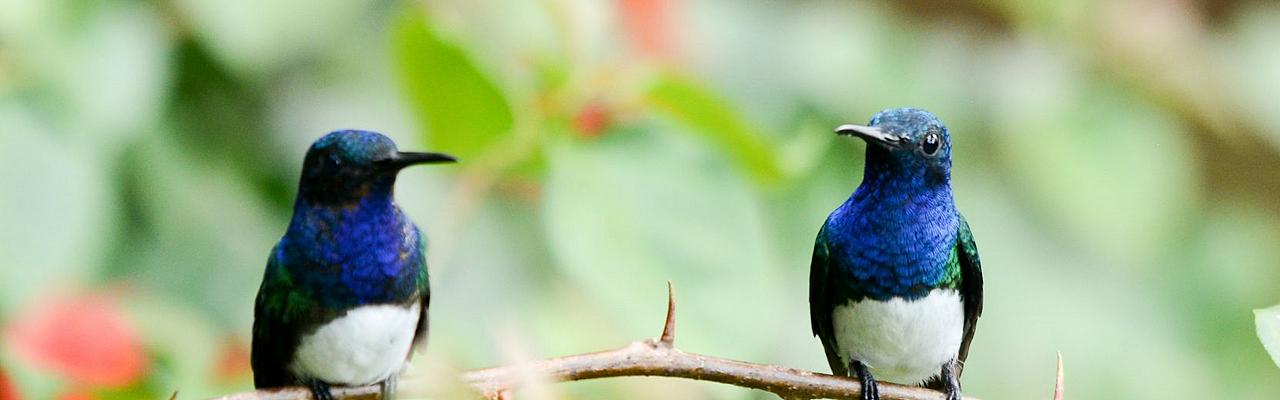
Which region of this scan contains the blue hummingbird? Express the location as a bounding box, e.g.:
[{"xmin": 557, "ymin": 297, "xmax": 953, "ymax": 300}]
[
  {"xmin": 809, "ymin": 108, "xmax": 984, "ymax": 400},
  {"xmin": 252, "ymin": 130, "xmax": 456, "ymax": 400}
]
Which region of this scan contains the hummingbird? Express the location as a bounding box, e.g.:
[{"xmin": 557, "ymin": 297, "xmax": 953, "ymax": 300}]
[
  {"xmin": 252, "ymin": 130, "xmax": 456, "ymax": 400},
  {"xmin": 809, "ymin": 108, "xmax": 983, "ymax": 400}
]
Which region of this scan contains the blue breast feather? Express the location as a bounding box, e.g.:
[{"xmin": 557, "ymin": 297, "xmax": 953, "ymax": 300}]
[
  {"xmin": 277, "ymin": 190, "xmax": 425, "ymax": 308},
  {"xmin": 823, "ymin": 173, "xmax": 959, "ymax": 301}
]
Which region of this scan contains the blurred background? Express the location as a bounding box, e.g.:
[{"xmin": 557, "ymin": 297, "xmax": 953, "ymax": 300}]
[{"xmin": 2, "ymin": 0, "xmax": 1279, "ymax": 399}]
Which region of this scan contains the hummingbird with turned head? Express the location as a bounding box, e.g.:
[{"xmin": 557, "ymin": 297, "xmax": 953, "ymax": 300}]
[
  {"xmin": 252, "ymin": 130, "xmax": 456, "ymax": 400},
  {"xmin": 809, "ymin": 108, "xmax": 983, "ymax": 400}
]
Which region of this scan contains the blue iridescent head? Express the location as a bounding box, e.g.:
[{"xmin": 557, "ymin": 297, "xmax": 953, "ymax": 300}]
[
  {"xmin": 297, "ymin": 130, "xmax": 456, "ymax": 204},
  {"xmin": 836, "ymin": 108, "xmax": 952, "ymax": 186}
]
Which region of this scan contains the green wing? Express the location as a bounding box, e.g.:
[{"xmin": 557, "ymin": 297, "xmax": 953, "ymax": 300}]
[
  {"xmin": 808, "ymin": 222, "xmax": 847, "ymax": 376},
  {"xmin": 411, "ymin": 226, "xmax": 431, "ymax": 353},
  {"xmin": 955, "ymin": 214, "xmax": 984, "ymax": 373},
  {"xmin": 252, "ymin": 248, "xmax": 298, "ymax": 388},
  {"xmin": 251, "ymin": 247, "xmax": 327, "ymax": 388}
]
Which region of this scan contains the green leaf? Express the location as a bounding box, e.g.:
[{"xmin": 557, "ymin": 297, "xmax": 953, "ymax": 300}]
[
  {"xmin": 0, "ymin": 105, "xmax": 114, "ymax": 315},
  {"xmin": 173, "ymin": 0, "xmax": 373, "ymax": 75},
  {"xmin": 541, "ymin": 122, "xmax": 785, "ymax": 361},
  {"xmin": 1257, "ymin": 304, "xmax": 1280, "ymax": 369},
  {"xmin": 118, "ymin": 133, "xmax": 281, "ymax": 332},
  {"xmin": 988, "ymin": 69, "xmax": 1195, "ymax": 270},
  {"xmin": 393, "ymin": 8, "xmax": 513, "ymax": 159},
  {"xmin": 646, "ymin": 73, "xmax": 784, "ymax": 184}
]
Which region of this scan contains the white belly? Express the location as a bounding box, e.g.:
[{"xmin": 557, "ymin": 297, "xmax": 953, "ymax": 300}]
[
  {"xmin": 831, "ymin": 289, "xmax": 963, "ymax": 385},
  {"xmin": 290, "ymin": 303, "xmax": 420, "ymax": 385}
]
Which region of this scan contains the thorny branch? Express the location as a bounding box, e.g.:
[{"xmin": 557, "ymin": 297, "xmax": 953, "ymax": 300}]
[
  {"xmin": 212, "ymin": 282, "xmax": 1038, "ymax": 400},
  {"xmin": 1053, "ymin": 352, "xmax": 1064, "ymax": 400}
]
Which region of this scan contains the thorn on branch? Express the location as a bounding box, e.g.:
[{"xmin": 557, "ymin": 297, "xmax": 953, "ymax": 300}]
[
  {"xmin": 1053, "ymin": 352, "xmax": 1064, "ymax": 400},
  {"xmin": 211, "ymin": 280, "xmax": 996, "ymax": 400},
  {"xmin": 660, "ymin": 280, "xmax": 676, "ymax": 347}
]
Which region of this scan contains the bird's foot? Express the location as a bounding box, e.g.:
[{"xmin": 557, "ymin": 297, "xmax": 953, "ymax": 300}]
[
  {"xmin": 381, "ymin": 374, "xmax": 399, "ymax": 400},
  {"xmin": 306, "ymin": 379, "xmax": 335, "ymax": 400},
  {"xmin": 852, "ymin": 361, "xmax": 879, "ymax": 400},
  {"xmin": 941, "ymin": 359, "xmax": 962, "ymax": 400}
]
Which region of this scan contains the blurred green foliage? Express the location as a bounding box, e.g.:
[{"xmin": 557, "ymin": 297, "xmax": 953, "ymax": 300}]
[
  {"xmin": 393, "ymin": 8, "xmax": 513, "ymax": 161},
  {"xmin": 2, "ymin": 0, "xmax": 1279, "ymax": 399}
]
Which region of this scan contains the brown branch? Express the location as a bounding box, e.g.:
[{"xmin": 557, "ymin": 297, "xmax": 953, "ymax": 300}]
[
  {"xmin": 459, "ymin": 283, "xmax": 964, "ymax": 400},
  {"xmin": 212, "ymin": 385, "xmax": 380, "ymax": 400},
  {"xmin": 461, "ymin": 339, "xmax": 961, "ymax": 400},
  {"xmin": 210, "ymin": 284, "xmax": 993, "ymax": 400}
]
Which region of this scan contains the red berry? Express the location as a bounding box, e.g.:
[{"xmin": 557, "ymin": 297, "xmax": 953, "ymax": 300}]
[{"xmin": 573, "ymin": 101, "xmax": 612, "ymax": 138}]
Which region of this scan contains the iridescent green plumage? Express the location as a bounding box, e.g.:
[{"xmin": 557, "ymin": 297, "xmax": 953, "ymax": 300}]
[
  {"xmin": 809, "ymin": 109, "xmax": 983, "ymax": 400},
  {"xmin": 810, "ymin": 215, "xmax": 981, "ymax": 377},
  {"xmin": 251, "ymin": 130, "xmax": 451, "ymax": 400}
]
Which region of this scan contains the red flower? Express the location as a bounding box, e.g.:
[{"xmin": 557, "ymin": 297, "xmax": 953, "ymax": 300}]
[
  {"xmin": 619, "ymin": 0, "xmax": 678, "ymax": 60},
  {"xmin": 0, "ymin": 366, "xmax": 19, "ymax": 400},
  {"xmin": 5, "ymin": 293, "xmax": 147, "ymax": 388}
]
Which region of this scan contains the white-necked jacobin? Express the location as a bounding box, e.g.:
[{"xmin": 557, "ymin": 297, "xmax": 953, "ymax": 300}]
[
  {"xmin": 252, "ymin": 130, "xmax": 456, "ymax": 400},
  {"xmin": 809, "ymin": 108, "xmax": 984, "ymax": 400}
]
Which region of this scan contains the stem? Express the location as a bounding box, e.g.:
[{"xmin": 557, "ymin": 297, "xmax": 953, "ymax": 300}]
[{"xmin": 212, "ymin": 284, "xmax": 996, "ymax": 400}]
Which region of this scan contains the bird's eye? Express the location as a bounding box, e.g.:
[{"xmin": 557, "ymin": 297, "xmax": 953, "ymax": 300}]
[{"xmin": 921, "ymin": 132, "xmax": 941, "ymax": 157}]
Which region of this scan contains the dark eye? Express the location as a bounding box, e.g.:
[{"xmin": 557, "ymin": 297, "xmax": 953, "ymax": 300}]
[{"xmin": 921, "ymin": 132, "xmax": 941, "ymax": 156}]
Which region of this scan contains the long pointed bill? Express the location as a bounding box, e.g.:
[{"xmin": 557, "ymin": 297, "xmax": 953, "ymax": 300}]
[
  {"xmin": 834, "ymin": 124, "xmax": 903, "ymax": 150},
  {"xmin": 384, "ymin": 151, "xmax": 458, "ymax": 168}
]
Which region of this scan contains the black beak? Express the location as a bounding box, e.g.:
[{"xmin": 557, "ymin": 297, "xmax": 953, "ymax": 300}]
[
  {"xmin": 835, "ymin": 124, "xmax": 903, "ymax": 150},
  {"xmin": 380, "ymin": 151, "xmax": 458, "ymax": 168}
]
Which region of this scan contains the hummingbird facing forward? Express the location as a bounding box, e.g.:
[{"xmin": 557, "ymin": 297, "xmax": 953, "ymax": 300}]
[
  {"xmin": 809, "ymin": 108, "xmax": 983, "ymax": 400},
  {"xmin": 252, "ymin": 130, "xmax": 455, "ymax": 400}
]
